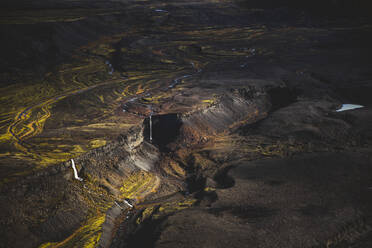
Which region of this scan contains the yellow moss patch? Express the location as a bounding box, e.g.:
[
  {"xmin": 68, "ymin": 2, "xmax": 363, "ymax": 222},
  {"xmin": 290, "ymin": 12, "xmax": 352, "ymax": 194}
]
[
  {"xmin": 89, "ymin": 139, "xmax": 107, "ymax": 149},
  {"xmin": 169, "ymin": 160, "xmax": 186, "ymax": 177},
  {"xmin": 0, "ymin": 132, "xmax": 12, "ymax": 142},
  {"xmin": 120, "ymin": 171, "xmax": 157, "ymax": 200},
  {"xmin": 135, "ymin": 85, "xmax": 145, "ymax": 95},
  {"xmin": 202, "ymin": 99, "xmax": 215, "ymax": 104},
  {"xmin": 161, "ymin": 165, "xmax": 178, "ymax": 179},
  {"xmin": 141, "ymin": 94, "xmax": 164, "ymax": 104},
  {"xmin": 38, "ymin": 173, "xmax": 117, "ymax": 248},
  {"xmin": 255, "ymin": 143, "xmax": 306, "ymax": 157},
  {"xmin": 38, "ymin": 215, "xmax": 105, "ymax": 248},
  {"xmin": 160, "ymin": 59, "xmax": 175, "ymax": 64},
  {"xmin": 0, "ymin": 152, "xmax": 11, "ymax": 157},
  {"xmin": 136, "ymin": 206, "xmax": 156, "ymax": 225},
  {"xmin": 98, "ymin": 95, "xmax": 105, "ymax": 103},
  {"xmin": 155, "ymin": 199, "xmax": 197, "ymax": 217},
  {"xmin": 72, "ymin": 145, "xmax": 85, "ymax": 154},
  {"xmin": 204, "ymin": 187, "xmax": 216, "ymax": 192},
  {"xmin": 192, "ymin": 153, "xmax": 215, "ymax": 170},
  {"xmin": 38, "ymin": 154, "xmax": 72, "ymax": 166}
]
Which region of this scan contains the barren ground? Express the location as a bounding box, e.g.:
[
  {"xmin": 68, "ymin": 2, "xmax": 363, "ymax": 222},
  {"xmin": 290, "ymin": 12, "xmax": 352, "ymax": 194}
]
[{"xmin": 0, "ymin": 1, "xmax": 372, "ymax": 247}]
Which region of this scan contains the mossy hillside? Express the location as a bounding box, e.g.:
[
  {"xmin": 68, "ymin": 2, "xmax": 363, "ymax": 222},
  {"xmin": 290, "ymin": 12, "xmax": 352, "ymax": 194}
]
[{"xmin": 37, "ymin": 158, "xmax": 159, "ymax": 248}]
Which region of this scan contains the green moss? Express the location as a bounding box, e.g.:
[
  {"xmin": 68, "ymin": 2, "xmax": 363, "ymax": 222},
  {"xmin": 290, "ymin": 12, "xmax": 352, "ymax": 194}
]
[
  {"xmin": 155, "ymin": 199, "xmax": 197, "ymax": 216},
  {"xmin": 38, "ymin": 215, "xmax": 105, "ymax": 248},
  {"xmin": 89, "ymin": 140, "xmax": 107, "ymax": 149},
  {"xmin": 120, "ymin": 171, "xmax": 157, "ymax": 200},
  {"xmin": 136, "ymin": 206, "xmax": 156, "ymax": 225}
]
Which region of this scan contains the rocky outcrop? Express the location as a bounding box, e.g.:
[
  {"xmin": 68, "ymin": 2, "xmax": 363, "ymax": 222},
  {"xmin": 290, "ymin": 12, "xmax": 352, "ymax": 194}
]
[{"xmin": 0, "ymin": 125, "xmax": 159, "ymax": 248}]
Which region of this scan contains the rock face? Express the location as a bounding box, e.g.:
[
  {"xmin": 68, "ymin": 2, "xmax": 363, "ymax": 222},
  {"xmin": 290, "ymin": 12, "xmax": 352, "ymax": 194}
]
[
  {"xmin": 0, "ymin": 125, "xmax": 160, "ymax": 248},
  {"xmin": 181, "ymin": 88, "xmax": 269, "ymax": 138}
]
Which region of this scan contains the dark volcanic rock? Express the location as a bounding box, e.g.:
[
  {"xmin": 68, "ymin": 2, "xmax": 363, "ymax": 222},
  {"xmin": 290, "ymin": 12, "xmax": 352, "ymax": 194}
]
[
  {"xmin": 1, "ymin": 0, "xmax": 372, "ymax": 247},
  {"xmin": 154, "ymin": 152, "xmax": 372, "ymax": 248}
]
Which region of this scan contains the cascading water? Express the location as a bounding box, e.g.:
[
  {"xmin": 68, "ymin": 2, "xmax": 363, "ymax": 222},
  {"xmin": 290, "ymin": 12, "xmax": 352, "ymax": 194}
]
[
  {"xmin": 149, "ymin": 105, "xmax": 153, "ymax": 143},
  {"xmin": 71, "ymin": 159, "xmax": 83, "ymax": 181},
  {"xmin": 149, "ymin": 114, "xmax": 153, "ymax": 142},
  {"xmin": 106, "ymin": 60, "xmax": 114, "ymax": 75}
]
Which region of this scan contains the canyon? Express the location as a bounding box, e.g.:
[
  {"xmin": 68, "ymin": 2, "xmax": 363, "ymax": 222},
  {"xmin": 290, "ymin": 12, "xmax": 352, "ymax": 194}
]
[{"xmin": 0, "ymin": 1, "xmax": 372, "ymax": 247}]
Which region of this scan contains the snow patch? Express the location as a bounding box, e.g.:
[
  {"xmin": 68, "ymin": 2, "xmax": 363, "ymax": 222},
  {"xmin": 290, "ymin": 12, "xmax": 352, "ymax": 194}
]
[{"xmin": 336, "ymin": 104, "xmax": 364, "ymax": 112}]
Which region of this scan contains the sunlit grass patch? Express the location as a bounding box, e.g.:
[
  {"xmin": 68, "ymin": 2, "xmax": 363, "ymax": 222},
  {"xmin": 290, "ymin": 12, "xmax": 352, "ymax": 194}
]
[
  {"xmin": 202, "ymin": 99, "xmax": 215, "ymax": 104},
  {"xmin": 120, "ymin": 171, "xmax": 158, "ymax": 200},
  {"xmin": 142, "ymin": 94, "xmax": 164, "ymax": 104},
  {"xmin": 38, "ymin": 171, "xmax": 119, "ymax": 248},
  {"xmin": 160, "ymin": 159, "xmax": 186, "ymax": 179},
  {"xmin": 0, "ymin": 132, "xmax": 12, "ymax": 142},
  {"xmin": 191, "ymin": 153, "xmax": 216, "ymax": 170},
  {"xmin": 39, "ymin": 215, "xmax": 105, "ymax": 248},
  {"xmin": 136, "ymin": 206, "xmax": 156, "ymax": 225},
  {"xmin": 89, "ymin": 140, "xmax": 107, "ymax": 149},
  {"xmin": 154, "ymin": 199, "xmax": 197, "ymax": 217}
]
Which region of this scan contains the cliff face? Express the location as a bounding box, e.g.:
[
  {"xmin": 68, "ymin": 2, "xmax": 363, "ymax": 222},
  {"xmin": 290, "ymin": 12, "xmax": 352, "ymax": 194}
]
[
  {"xmin": 0, "ymin": 125, "xmax": 160, "ymax": 248},
  {"xmin": 0, "ymin": 84, "xmax": 272, "ymax": 248}
]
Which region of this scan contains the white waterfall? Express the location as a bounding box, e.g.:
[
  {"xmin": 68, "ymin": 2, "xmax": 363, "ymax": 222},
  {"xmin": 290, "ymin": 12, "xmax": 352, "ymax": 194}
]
[
  {"xmin": 71, "ymin": 159, "xmax": 83, "ymax": 181},
  {"xmin": 123, "ymin": 199, "xmax": 134, "ymax": 208},
  {"xmin": 149, "ymin": 114, "xmax": 153, "ymax": 142}
]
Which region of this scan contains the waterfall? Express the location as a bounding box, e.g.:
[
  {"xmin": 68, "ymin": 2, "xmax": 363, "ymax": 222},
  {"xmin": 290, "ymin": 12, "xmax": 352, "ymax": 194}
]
[
  {"xmin": 149, "ymin": 114, "xmax": 153, "ymax": 142},
  {"xmin": 123, "ymin": 199, "xmax": 134, "ymax": 208},
  {"xmin": 71, "ymin": 159, "xmax": 83, "ymax": 181},
  {"xmin": 106, "ymin": 60, "xmax": 114, "ymax": 75}
]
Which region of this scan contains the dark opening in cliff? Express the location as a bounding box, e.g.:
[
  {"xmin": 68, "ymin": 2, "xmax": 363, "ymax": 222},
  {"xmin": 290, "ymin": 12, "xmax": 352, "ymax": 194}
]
[{"xmin": 144, "ymin": 114, "xmax": 183, "ymax": 150}]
